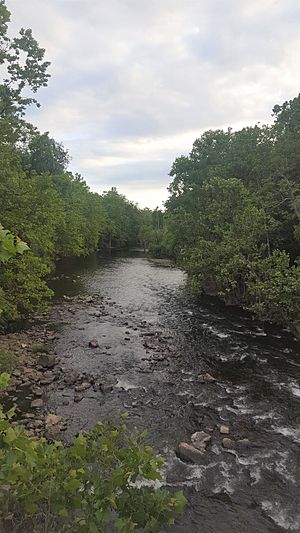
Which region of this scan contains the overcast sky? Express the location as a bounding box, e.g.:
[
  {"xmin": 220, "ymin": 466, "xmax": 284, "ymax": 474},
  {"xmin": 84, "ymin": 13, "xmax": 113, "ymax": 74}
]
[{"xmin": 7, "ymin": 0, "xmax": 300, "ymax": 208}]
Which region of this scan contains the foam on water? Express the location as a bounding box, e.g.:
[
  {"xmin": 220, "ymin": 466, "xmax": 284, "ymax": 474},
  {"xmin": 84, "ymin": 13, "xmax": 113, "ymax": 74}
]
[
  {"xmin": 272, "ymin": 425, "xmax": 300, "ymax": 443},
  {"xmin": 261, "ymin": 501, "xmax": 300, "ymax": 531}
]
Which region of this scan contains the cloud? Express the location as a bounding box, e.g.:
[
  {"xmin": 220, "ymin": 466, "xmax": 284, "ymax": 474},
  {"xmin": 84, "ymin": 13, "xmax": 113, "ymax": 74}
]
[{"xmin": 6, "ymin": 0, "xmax": 300, "ymax": 208}]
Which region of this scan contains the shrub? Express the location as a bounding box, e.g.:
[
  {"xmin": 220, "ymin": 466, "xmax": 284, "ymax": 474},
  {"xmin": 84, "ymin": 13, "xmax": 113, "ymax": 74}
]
[
  {"xmin": 0, "ymin": 350, "xmax": 18, "ymax": 373},
  {"xmin": 0, "ymin": 374, "xmax": 185, "ymax": 532}
]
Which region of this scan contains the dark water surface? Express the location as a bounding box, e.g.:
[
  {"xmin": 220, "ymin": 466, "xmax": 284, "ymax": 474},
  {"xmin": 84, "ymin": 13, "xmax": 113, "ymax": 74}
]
[{"xmin": 48, "ymin": 251, "xmax": 300, "ymax": 533}]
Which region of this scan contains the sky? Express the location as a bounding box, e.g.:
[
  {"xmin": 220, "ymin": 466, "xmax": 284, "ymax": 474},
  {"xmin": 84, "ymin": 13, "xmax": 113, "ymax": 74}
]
[{"xmin": 7, "ymin": 0, "xmax": 300, "ymax": 208}]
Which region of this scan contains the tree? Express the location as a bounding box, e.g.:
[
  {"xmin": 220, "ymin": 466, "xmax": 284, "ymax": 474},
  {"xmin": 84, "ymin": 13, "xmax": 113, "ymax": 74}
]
[{"xmin": 0, "ymin": 0, "xmax": 50, "ymax": 122}]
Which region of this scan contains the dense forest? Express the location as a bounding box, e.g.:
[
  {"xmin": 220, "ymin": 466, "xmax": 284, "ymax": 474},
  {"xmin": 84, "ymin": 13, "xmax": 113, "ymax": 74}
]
[
  {"xmin": 0, "ymin": 1, "xmax": 162, "ymax": 329},
  {"xmin": 0, "ymin": 0, "xmax": 300, "ymax": 333},
  {"xmin": 159, "ymin": 96, "xmax": 300, "ymax": 333}
]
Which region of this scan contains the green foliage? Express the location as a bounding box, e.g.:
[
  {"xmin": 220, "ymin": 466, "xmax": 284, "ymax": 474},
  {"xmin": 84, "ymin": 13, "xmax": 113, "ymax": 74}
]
[
  {"xmin": 166, "ymin": 94, "xmax": 300, "ymax": 328},
  {"xmin": 0, "ymin": 381, "xmax": 185, "ymax": 532},
  {"xmin": 0, "ymin": 349, "xmax": 17, "ymax": 372},
  {"xmin": 101, "ymin": 187, "xmax": 141, "ymax": 248},
  {"xmin": 0, "ymin": 0, "xmax": 50, "ymax": 122},
  {"xmin": 0, "ymin": 253, "xmax": 53, "ymax": 328},
  {"xmin": 0, "ymin": 224, "xmax": 29, "ymax": 263},
  {"xmin": 246, "ymin": 251, "xmax": 300, "ymax": 324},
  {"xmin": 30, "ymin": 344, "xmax": 51, "ymax": 354}
]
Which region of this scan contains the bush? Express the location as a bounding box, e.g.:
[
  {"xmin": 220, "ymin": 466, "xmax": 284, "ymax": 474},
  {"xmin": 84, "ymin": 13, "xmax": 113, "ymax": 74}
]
[
  {"xmin": 0, "ymin": 252, "xmax": 53, "ymax": 328},
  {"xmin": 0, "ymin": 374, "xmax": 185, "ymax": 532},
  {"xmin": 0, "ymin": 350, "xmax": 18, "ymax": 372}
]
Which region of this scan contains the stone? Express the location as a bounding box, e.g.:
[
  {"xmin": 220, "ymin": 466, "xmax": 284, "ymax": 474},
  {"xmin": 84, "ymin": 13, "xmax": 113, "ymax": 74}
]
[
  {"xmin": 220, "ymin": 425, "xmax": 230, "ymax": 435},
  {"xmin": 33, "ymin": 420, "xmax": 43, "ymax": 428},
  {"xmin": 30, "ymin": 399, "xmax": 43, "ymax": 408},
  {"xmin": 222, "ymin": 437, "xmax": 236, "ymax": 449},
  {"xmin": 100, "ymin": 383, "xmax": 114, "ymax": 393},
  {"xmin": 47, "ymin": 333, "xmax": 57, "ymax": 342},
  {"xmin": 40, "ymin": 371, "xmax": 55, "ymax": 385},
  {"xmin": 21, "ymin": 343, "xmax": 27, "ymax": 349},
  {"xmin": 89, "ymin": 339, "xmax": 99, "ymax": 348},
  {"xmin": 64, "ymin": 371, "xmax": 80, "ymax": 385},
  {"xmin": 198, "ymin": 372, "xmax": 216, "ymax": 383},
  {"xmin": 176, "ymin": 442, "xmax": 205, "ymax": 464},
  {"xmin": 39, "ymin": 353, "xmax": 56, "ymax": 368},
  {"xmin": 75, "ymin": 381, "xmax": 91, "ymax": 392},
  {"xmin": 32, "ymin": 387, "xmax": 43, "ymax": 397},
  {"xmin": 45, "ymin": 414, "xmax": 61, "ymax": 427},
  {"xmin": 191, "ymin": 431, "xmax": 211, "ymax": 450},
  {"xmin": 74, "ymin": 393, "xmax": 83, "ymax": 403}
]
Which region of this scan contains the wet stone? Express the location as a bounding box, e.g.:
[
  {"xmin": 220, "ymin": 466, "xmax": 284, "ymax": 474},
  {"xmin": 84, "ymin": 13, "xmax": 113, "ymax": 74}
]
[
  {"xmin": 74, "ymin": 393, "xmax": 84, "ymax": 403},
  {"xmin": 191, "ymin": 431, "xmax": 211, "ymax": 450},
  {"xmin": 89, "ymin": 339, "xmax": 99, "ymax": 348},
  {"xmin": 177, "ymin": 442, "xmax": 205, "ymax": 464},
  {"xmin": 75, "ymin": 381, "xmax": 91, "ymax": 392},
  {"xmin": 65, "ymin": 371, "xmax": 80, "ymax": 385},
  {"xmin": 222, "ymin": 437, "xmax": 236, "ymax": 449},
  {"xmin": 30, "ymin": 399, "xmax": 43, "ymax": 408},
  {"xmin": 220, "ymin": 425, "xmax": 230, "ymax": 435},
  {"xmin": 198, "ymin": 372, "xmax": 216, "ymax": 383}
]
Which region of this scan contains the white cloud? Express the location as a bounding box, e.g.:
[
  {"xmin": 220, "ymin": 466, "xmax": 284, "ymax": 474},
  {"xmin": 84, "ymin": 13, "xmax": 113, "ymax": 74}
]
[{"xmin": 6, "ymin": 0, "xmax": 300, "ymax": 208}]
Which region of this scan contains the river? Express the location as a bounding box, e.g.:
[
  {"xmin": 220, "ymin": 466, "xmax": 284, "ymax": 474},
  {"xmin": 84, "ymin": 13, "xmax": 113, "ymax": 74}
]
[{"xmin": 46, "ymin": 250, "xmax": 300, "ymax": 533}]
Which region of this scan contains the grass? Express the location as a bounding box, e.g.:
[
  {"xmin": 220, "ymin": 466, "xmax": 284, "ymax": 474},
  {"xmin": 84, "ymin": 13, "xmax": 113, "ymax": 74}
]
[
  {"xmin": 31, "ymin": 344, "xmax": 51, "ymax": 354},
  {"xmin": 0, "ymin": 349, "xmax": 18, "ymax": 372}
]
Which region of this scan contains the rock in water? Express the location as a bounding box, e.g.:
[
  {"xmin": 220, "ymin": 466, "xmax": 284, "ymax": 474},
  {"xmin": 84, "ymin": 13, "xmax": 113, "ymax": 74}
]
[
  {"xmin": 64, "ymin": 371, "xmax": 79, "ymax": 385},
  {"xmin": 30, "ymin": 399, "xmax": 43, "ymax": 408},
  {"xmin": 222, "ymin": 437, "xmax": 236, "ymax": 449},
  {"xmin": 198, "ymin": 372, "xmax": 216, "ymax": 383},
  {"xmin": 89, "ymin": 339, "xmax": 99, "ymax": 348},
  {"xmin": 176, "ymin": 442, "xmax": 205, "ymax": 463},
  {"xmin": 191, "ymin": 431, "xmax": 211, "ymax": 450},
  {"xmin": 75, "ymin": 381, "xmax": 90, "ymax": 392},
  {"xmin": 220, "ymin": 425, "xmax": 230, "ymax": 435}
]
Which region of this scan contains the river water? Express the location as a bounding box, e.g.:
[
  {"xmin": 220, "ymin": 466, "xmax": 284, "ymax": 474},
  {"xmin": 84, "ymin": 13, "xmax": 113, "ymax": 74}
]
[{"xmin": 47, "ymin": 251, "xmax": 300, "ymax": 533}]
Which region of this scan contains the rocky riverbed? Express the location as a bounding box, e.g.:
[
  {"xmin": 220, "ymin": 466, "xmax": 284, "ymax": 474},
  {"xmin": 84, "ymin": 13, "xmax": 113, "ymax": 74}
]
[{"xmin": 1, "ymin": 251, "xmax": 300, "ymax": 533}]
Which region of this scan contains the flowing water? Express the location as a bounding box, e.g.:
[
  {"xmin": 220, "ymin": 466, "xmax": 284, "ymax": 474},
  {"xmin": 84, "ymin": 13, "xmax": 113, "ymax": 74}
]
[{"xmin": 46, "ymin": 251, "xmax": 300, "ymax": 533}]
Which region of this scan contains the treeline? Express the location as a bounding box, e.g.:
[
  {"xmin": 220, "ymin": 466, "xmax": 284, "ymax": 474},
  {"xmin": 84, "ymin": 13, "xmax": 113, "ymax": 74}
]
[
  {"xmin": 0, "ymin": 2, "xmax": 162, "ymax": 328},
  {"xmin": 159, "ymin": 95, "xmax": 300, "ymax": 331}
]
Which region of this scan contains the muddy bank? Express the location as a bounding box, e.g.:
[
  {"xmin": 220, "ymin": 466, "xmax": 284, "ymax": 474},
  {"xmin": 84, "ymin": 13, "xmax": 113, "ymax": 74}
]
[{"xmin": 1, "ymin": 251, "xmax": 300, "ymax": 532}]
